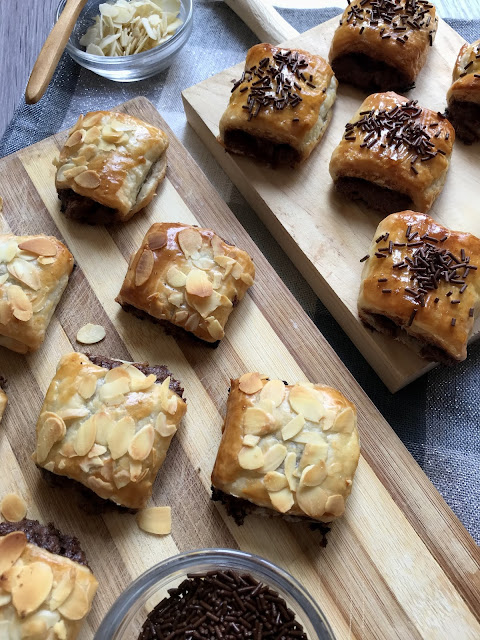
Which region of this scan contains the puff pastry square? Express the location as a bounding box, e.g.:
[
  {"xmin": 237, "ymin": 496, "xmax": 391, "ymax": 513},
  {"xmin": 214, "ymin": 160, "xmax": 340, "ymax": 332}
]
[
  {"xmin": 447, "ymin": 39, "xmax": 480, "ymax": 144},
  {"xmin": 218, "ymin": 43, "xmax": 337, "ymax": 166},
  {"xmin": 116, "ymin": 223, "xmax": 255, "ymax": 343},
  {"xmin": 211, "ymin": 373, "xmax": 360, "ymax": 523},
  {"xmin": 358, "ymin": 211, "xmax": 480, "ymax": 363},
  {"xmin": 329, "ymin": 0, "xmax": 438, "ymax": 92},
  {"xmin": 55, "ymin": 111, "xmax": 169, "ymax": 224},
  {"xmin": 329, "ymin": 92, "xmax": 454, "ymax": 214},
  {"xmin": 0, "ymin": 234, "xmax": 74, "ymax": 354},
  {"xmin": 0, "ymin": 524, "xmax": 97, "ymax": 639},
  {"xmin": 32, "ymin": 352, "xmax": 187, "ymax": 510}
]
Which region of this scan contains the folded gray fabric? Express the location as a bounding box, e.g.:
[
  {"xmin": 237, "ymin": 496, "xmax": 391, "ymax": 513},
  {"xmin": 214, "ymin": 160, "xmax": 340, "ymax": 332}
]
[{"xmin": 0, "ymin": 3, "xmax": 479, "ymax": 543}]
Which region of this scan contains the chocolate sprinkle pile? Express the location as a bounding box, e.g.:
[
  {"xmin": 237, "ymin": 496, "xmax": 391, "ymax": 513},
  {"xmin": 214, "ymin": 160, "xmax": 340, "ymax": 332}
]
[
  {"xmin": 138, "ymin": 569, "xmax": 308, "ymax": 639},
  {"xmin": 343, "ymin": 0, "xmax": 437, "ymax": 46},
  {"xmin": 344, "ymin": 99, "xmax": 446, "ymax": 171},
  {"xmin": 232, "ymin": 49, "xmax": 319, "ymax": 121}
]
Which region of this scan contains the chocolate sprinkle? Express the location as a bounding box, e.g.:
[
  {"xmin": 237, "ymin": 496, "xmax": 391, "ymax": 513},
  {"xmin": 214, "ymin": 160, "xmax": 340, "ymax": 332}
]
[
  {"xmin": 360, "ymin": 254, "xmax": 370, "ymax": 262},
  {"xmin": 451, "ymin": 318, "xmax": 456, "ymax": 326}
]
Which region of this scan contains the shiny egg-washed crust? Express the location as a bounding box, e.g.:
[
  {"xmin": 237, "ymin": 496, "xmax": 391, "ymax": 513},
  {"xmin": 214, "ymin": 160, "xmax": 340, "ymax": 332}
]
[
  {"xmin": 0, "ymin": 388, "xmax": 6, "ymax": 423},
  {"xmin": 447, "ymin": 40, "xmax": 480, "ymax": 105},
  {"xmin": 0, "ymin": 532, "xmax": 97, "ymax": 640},
  {"xmin": 329, "ymin": 92, "xmax": 454, "ymax": 213},
  {"xmin": 116, "ymin": 223, "xmax": 255, "ymax": 343},
  {"xmin": 358, "ymin": 211, "xmax": 480, "ymax": 362},
  {"xmin": 0, "ymin": 234, "xmax": 74, "ymax": 354},
  {"xmin": 211, "ymin": 374, "xmax": 360, "ymax": 523},
  {"xmin": 218, "ymin": 43, "xmax": 337, "ymax": 165},
  {"xmin": 55, "ymin": 111, "xmax": 168, "ymax": 221},
  {"xmin": 329, "ymin": 0, "xmax": 437, "ymax": 90},
  {"xmin": 32, "ymin": 352, "xmax": 187, "ymax": 510}
]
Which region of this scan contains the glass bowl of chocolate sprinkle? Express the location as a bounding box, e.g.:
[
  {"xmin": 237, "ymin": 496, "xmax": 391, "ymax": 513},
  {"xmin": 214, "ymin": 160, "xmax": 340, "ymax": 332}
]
[{"xmin": 95, "ymin": 548, "xmax": 335, "ymax": 639}]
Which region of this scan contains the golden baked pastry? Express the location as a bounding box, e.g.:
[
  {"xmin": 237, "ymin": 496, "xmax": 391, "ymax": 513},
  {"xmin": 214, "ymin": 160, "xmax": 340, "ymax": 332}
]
[
  {"xmin": 446, "ymin": 39, "xmax": 480, "ymax": 144},
  {"xmin": 329, "ymin": 0, "xmax": 438, "ymax": 91},
  {"xmin": 0, "ymin": 525, "xmax": 97, "ymax": 639},
  {"xmin": 329, "ymin": 92, "xmax": 454, "ymax": 214},
  {"xmin": 32, "ymin": 352, "xmax": 186, "ymax": 509},
  {"xmin": 116, "ymin": 223, "xmax": 255, "ymax": 343},
  {"xmin": 55, "ymin": 111, "xmax": 169, "ymax": 224},
  {"xmin": 358, "ymin": 211, "xmax": 480, "ymax": 363},
  {"xmin": 0, "ymin": 234, "xmax": 74, "ymax": 354},
  {"xmin": 218, "ymin": 43, "xmax": 337, "ymax": 166},
  {"xmin": 211, "ymin": 373, "xmax": 360, "ymax": 523}
]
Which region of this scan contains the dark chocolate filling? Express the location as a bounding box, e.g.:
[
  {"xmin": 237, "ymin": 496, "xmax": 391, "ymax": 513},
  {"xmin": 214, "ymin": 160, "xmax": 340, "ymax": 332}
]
[
  {"xmin": 119, "ymin": 303, "xmax": 220, "ymax": 348},
  {"xmin": 86, "ymin": 354, "xmax": 184, "ymax": 399},
  {"xmin": 446, "ymin": 100, "xmax": 480, "ymax": 145},
  {"xmin": 57, "ymin": 188, "xmax": 118, "ymax": 225},
  {"xmin": 211, "ymin": 487, "xmax": 330, "ymax": 546},
  {"xmin": 335, "ymin": 176, "xmax": 414, "ymax": 214},
  {"xmin": 224, "ymin": 129, "xmax": 301, "ymax": 167},
  {"xmin": 331, "ymin": 53, "xmax": 415, "ymax": 92},
  {"xmin": 0, "ymin": 518, "xmax": 89, "ymax": 567}
]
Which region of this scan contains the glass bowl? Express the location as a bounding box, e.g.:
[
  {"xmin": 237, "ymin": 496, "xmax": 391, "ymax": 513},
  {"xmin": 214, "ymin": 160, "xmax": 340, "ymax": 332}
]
[
  {"xmin": 94, "ymin": 548, "xmax": 335, "ymax": 639},
  {"xmin": 55, "ymin": 0, "xmax": 193, "ymax": 81}
]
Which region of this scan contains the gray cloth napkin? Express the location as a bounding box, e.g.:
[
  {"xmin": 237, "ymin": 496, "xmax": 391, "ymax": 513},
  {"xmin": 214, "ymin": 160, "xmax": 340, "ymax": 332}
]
[{"xmin": 1, "ymin": 3, "xmax": 479, "ymax": 543}]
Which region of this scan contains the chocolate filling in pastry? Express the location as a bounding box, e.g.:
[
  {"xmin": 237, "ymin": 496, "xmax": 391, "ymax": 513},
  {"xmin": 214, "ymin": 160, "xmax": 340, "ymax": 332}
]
[
  {"xmin": 0, "ymin": 518, "xmax": 88, "ymax": 566},
  {"xmin": 446, "ymin": 100, "xmax": 480, "ymax": 144},
  {"xmin": 211, "ymin": 487, "xmax": 330, "ymax": 545},
  {"xmin": 57, "ymin": 188, "xmax": 117, "ymax": 224},
  {"xmin": 223, "ymin": 129, "xmax": 301, "ymax": 167},
  {"xmin": 334, "ymin": 176, "xmax": 414, "ymax": 214},
  {"xmin": 331, "ymin": 53, "xmax": 414, "ymax": 92}
]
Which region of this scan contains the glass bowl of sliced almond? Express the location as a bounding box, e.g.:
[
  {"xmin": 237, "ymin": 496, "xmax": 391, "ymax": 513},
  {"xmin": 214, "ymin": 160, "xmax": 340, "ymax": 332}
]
[{"xmin": 56, "ymin": 0, "xmax": 193, "ymax": 81}]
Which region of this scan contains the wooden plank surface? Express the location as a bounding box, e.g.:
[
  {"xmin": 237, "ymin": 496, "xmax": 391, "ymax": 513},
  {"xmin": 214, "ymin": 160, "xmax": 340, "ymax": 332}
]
[
  {"xmin": 0, "ymin": 97, "xmax": 479, "ymax": 639},
  {"xmin": 182, "ymin": 15, "xmax": 480, "ymax": 392}
]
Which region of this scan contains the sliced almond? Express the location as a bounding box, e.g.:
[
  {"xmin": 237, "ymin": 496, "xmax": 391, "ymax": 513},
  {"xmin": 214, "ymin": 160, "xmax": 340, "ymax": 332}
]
[
  {"xmin": 242, "ymin": 434, "xmax": 260, "ymax": 447},
  {"xmin": 128, "ymin": 424, "xmax": 154, "ymax": 461},
  {"xmin": 0, "ymin": 300, "xmax": 13, "ymax": 325},
  {"xmin": 325, "ymin": 494, "xmax": 345, "ymax": 517},
  {"xmin": 74, "ymin": 169, "xmax": 101, "ymax": 189},
  {"xmin": 289, "ymin": 385, "xmax": 324, "ymax": 423},
  {"xmin": 0, "ymin": 592, "xmax": 11, "ymax": 606},
  {"xmin": 0, "ymin": 274, "xmax": 8, "ymax": 286},
  {"xmin": 240, "ymin": 272, "xmax": 254, "ymax": 286},
  {"xmin": 260, "ymin": 379, "xmax": 285, "ymax": 407},
  {"xmin": 269, "ymin": 487, "xmax": 294, "ymax": 513},
  {"xmin": 95, "ymin": 412, "xmax": 114, "ymax": 445},
  {"xmin": 7, "ymin": 285, "xmax": 33, "ymax": 322},
  {"xmin": 18, "ymin": 237, "xmax": 57, "ymax": 257},
  {"xmin": 214, "ymin": 255, "xmax": 236, "ymax": 274},
  {"xmin": 292, "ymin": 431, "xmax": 323, "ymax": 445},
  {"xmin": 63, "ymin": 165, "xmax": 88, "ymax": 180},
  {"xmin": 296, "ymin": 484, "xmax": 328, "ymax": 519},
  {"xmin": 211, "ymin": 235, "xmax": 225, "ymax": 256},
  {"xmin": 76, "ymin": 323, "xmax": 106, "ymax": 344},
  {"xmin": 12, "ymin": 562, "xmax": 53, "ymax": 617},
  {"xmin": 65, "ymin": 129, "xmax": 85, "ymax": 147},
  {"xmin": 82, "ymin": 144, "xmax": 97, "ymax": 160},
  {"xmin": 166, "ymin": 266, "xmax": 187, "ymax": 288},
  {"xmin": 332, "ymin": 407, "xmax": 355, "ymax": 434},
  {"xmin": 205, "ymin": 316, "xmax": 224, "ymax": 340},
  {"xmin": 56, "ymin": 407, "xmax": 89, "ymax": 421},
  {"xmin": 177, "ymin": 227, "xmax": 202, "ymax": 259},
  {"xmin": 264, "ymin": 471, "xmax": 288, "ymax": 492},
  {"xmin": 299, "ymin": 461, "xmax": 327, "ymax": 487},
  {"xmin": 36, "ymin": 412, "xmax": 66, "ymax": 463},
  {"xmin": 113, "ymin": 469, "xmax": 131, "ymax": 489},
  {"xmin": 243, "ymin": 407, "xmax": 276, "ymax": 436},
  {"xmin": 74, "ymin": 416, "xmax": 97, "ymax": 456},
  {"xmin": 166, "ymin": 395, "xmax": 178, "ymax": 415},
  {"xmin": 284, "ymin": 452, "xmax": 298, "ymax": 492},
  {"xmin": 187, "ymin": 289, "xmax": 229, "ymax": 319},
  {"xmin": 57, "ymin": 580, "xmax": 90, "ymax": 620},
  {"xmin": 184, "ymin": 313, "xmax": 200, "ymax": 332},
  {"xmin": 281, "ymin": 414, "xmax": 305, "ymax": 441},
  {"xmin": 104, "ymin": 367, "xmax": 130, "ymax": 385},
  {"xmin": 83, "ymin": 125, "xmax": 101, "ymax": 144},
  {"xmin": 7, "ymin": 259, "xmax": 40, "ymax": 290},
  {"xmin": 82, "ymin": 112, "xmax": 104, "ymax": 128},
  {"xmin": 108, "ymin": 416, "xmax": 135, "ymax": 459},
  {"xmin": 238, "ymin": 372, "xmax": 263, "ymax": 395},
  {"xmin": 135, "ymin": 249, "xmax": 154, "ymax": 287},
  {"xmin": 0, "ymin": 532, "xmax": 26, "ymax": 576},
  {"xmin": 168, "ymin": 291, "xmax": 184, "ymax": 307},
  {"xmin": 100, "ymin": 377, "xmax": 130, "ymax": 402},
  {"xmin": 185, "ymin": 269, "xmax": 213, "ymax": 298},
  {"xmin": 147, "ymin": 230, "xmax": 167, "ymax": 251},
  {"xmin": 238, "ymin": 446, "xmax": 264, "ymax": 470},
  {"xmin": 231, "ymin": 262, "xmax": 243, "ymax": 279},
  {"xmin": 124, "ymin": 365, "xmax": 156, "ymax": 392},
  {"xmin": 261, "ymin": 443, "xmax": 287, "ymax": 473},
  {"xmin": 49, "ymin": 567, "xmax": 75, "ymax": 611},
  {"xmin": 0, "ymin": 240, "xmax": 19, "ymax": 263},
  {"xmin": 155, "ymin": 413, "xmax": 177, "ymax": 437},
  {"xmin": 192, "ymin": 256, "xmax": 215, "ymax": 271},
  {"xmin": 211, "ymin": 272, "xmax": 223, "ymax": 289},
  {"xmin": 136, "ymin": 506, "xmax": 171, "ymax": 535},
  {"xmin": 101, "ymin": 124, "xmax": 124, "ymax": 143},
  {"xmin": 0, "ymin": 494, "xmax": 27, "ymax": 522},
  {"xmin": 174, "ymin": 310, "xmax": 189, "ymax": 324},
  {"xmin": 299, "ymin": 443, "xmax": 328, "ymax": 472},
  {"xmin": 328, "ymin": 462, "xmax": 343, "ymax": 476},
  {"xmin": 77, "ymin": 374, "xmax": 98, "ymax": 400}
]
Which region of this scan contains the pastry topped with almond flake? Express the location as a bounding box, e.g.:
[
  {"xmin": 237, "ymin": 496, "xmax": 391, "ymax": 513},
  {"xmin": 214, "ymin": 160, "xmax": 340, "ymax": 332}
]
[
  {"xmin": 116, "ymin": 222, "xmax": 255, "ymax": 343},
  {"xmin": 0, "ymin": 519, "xmax": 98, "ymax": 640},
  {"xmin": 54, "ymin": 111, "xmax": 168, "ymax": 224},
  {"xmin": 211, "ymin": 373, "xmax": 360, "ymax": 524},
  {"xmin": 32, "ymin": 352, "xmax": 186, "ymax": 510},
  {"xmin": 446, "ymin": 39, "xmax": 480, "ymax": 144},
  {"xmin": 0, "ymin": 234, "xmax": 74, "ymax": 354}
]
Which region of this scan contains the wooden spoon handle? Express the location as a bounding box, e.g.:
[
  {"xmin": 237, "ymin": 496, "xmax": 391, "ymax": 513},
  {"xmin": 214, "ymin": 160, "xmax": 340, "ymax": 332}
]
[
  {"xmin": 25, "ymin": 0, "xmax": 88, "ymax": 105},
  {"xmin": 224, "ymin": 0, "xmax": 299, "ymax": 44}
]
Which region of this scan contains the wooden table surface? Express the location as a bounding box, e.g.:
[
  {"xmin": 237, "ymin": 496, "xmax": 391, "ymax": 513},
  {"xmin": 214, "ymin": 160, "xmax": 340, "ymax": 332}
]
[{"xmin": 0, "ymin": 0, "xmax": 476, "ymax": 142}]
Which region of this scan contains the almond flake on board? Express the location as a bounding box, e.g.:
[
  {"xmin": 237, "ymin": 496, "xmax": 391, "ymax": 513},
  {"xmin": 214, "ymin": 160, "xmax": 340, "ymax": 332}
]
[
  {"xmin": 136, "ymin": 506, "xmax": 172, "ymax": 535},
  {"xmin": 76, "ymin": 323, "xmax": 106, "ymax": 345},
  {"xmin": 0, "ymin": 494, "xmax": 27, "ymax": 522}
]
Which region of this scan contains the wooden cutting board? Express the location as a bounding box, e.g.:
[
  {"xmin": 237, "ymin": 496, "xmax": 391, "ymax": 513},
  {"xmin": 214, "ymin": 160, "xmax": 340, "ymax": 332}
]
[
  {"xmin": 182, "ymin": 16, "xmax": 480, "ymax": 393},
  {"xmin": 0, "ymin": 97, "xmax": 478, "ymax": 640}
]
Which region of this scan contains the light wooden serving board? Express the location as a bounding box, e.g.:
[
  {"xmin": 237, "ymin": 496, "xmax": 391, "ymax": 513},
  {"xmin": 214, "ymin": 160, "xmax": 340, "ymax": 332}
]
[
  {"xmin": 0, "ymin": 98, "xmax": 479, "ymax": 639},
  {"xmin": 182, "ymin": 16, "xmax": 480, "ymax": 393}
]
